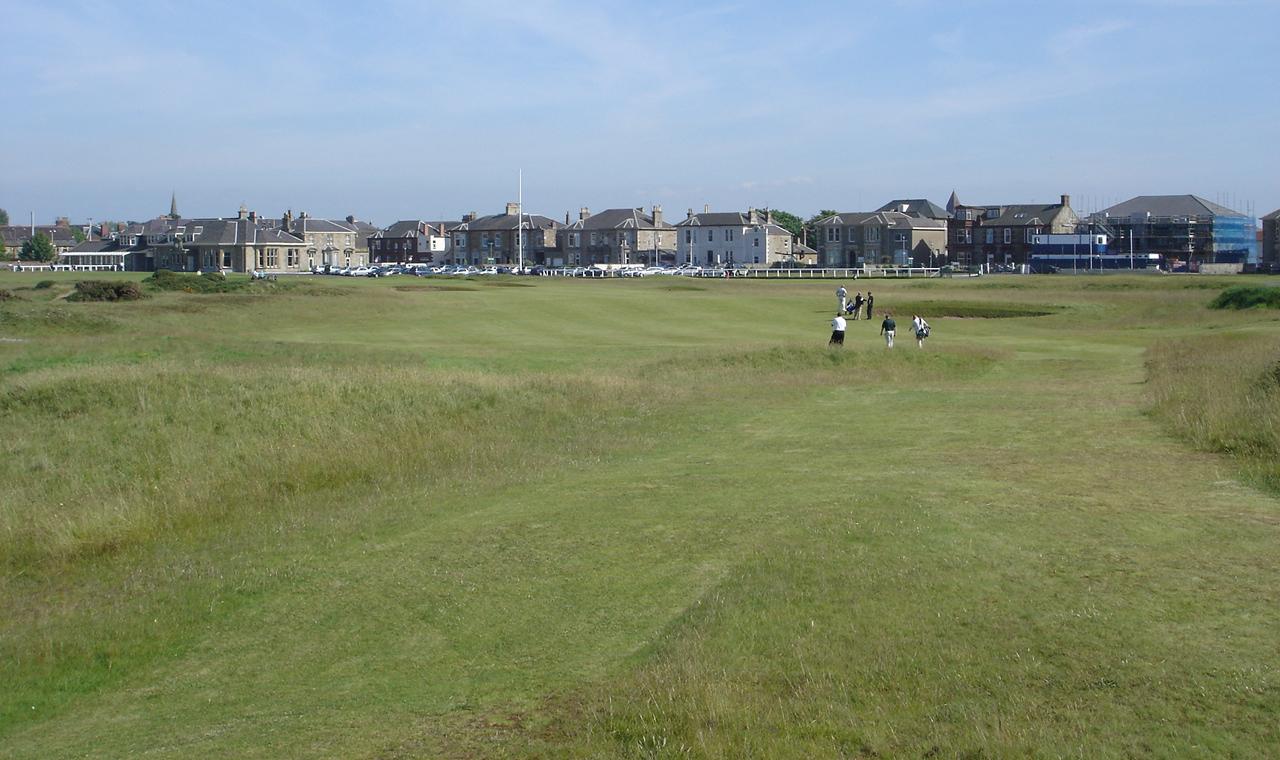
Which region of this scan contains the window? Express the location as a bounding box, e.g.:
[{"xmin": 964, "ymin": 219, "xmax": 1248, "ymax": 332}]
[
  {"xmin": 222, "ymin": 250, "xmax": 232, "ymax": 268},
  {"xmin": 826, "ymin": 227, "xmax": 841, "ymax": 243},
  {"xmin": 684, "ymin": 230, "xmax": 692, "ymax": 243},
  {"xmin": 569, "ymin": 232, "xmax": 579, "ymax": 247},
  {"xmin": 985, "ymin": 229, "xmax": 994, "ymax": 244},
  {"xmin": 753, "ymin": 237, "xmax": 760, "ymax": 248},
  {"xmin": 956, "ymin": 230, "xmax": 967, "ymax": 243},
  {"xmin": 265, "ymin": 248, "xmax": 279, "ymax": 267},
  {"xmin": 287, "ymin": 249, "xmax": 299, "ymax": 267},
  {"xmin": 590, "ymin": 232, "xmax": 598, "ymax": 245},
  {"xmin": 707, "ymin": 230, "xmax": 713, "ymax": 242},
  {"xmin": 1003, "ymin": 228, "xmax": 1012, "ymax": 245},
  {"xmin": 964, "ymin": 229, "xmax": 972, "ymax": 244},
  {"xmin": 867, "ymin": 227, "xmax": 880, "ymax": 243},
  {"xmin": 724, "ymin": 229, "xmax": 733, "ymax": 242}
]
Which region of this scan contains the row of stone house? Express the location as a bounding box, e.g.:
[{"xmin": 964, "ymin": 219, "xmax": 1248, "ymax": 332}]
[
  {"xmin": 368, "ymin": 203, "xmax": 801, "ymax": 269},
  {"xmin": 39, "ymin": 191, "xmax": 1270, "ymax": 272}
]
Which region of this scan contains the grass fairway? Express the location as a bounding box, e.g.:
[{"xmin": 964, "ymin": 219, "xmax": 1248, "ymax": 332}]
[{"xmin": 2, "ymin": 272, "xmax": 1278, "ymax": 758}]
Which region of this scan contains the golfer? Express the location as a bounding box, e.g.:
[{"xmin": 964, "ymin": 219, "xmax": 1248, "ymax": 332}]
[
  {"xmin": 911, "ymin": 314, "xmax": 930, "ymax": 348},
  {"xmin": 836, "ymin": 285, "xmax": 848, "ymax": 312},
  {"xmin": 829, "ymin": 313, "xmax": 847, "ymax": 346},
  {"xmin": 865, "ymin": 291, "xmax": 875, "ymax": 320},
  {"xmin": 880, "ymin": 312, "xmax": 896, "ymax": 348},
  {"xmin": 850, "ymin": 292, "xmax": 864, "ymax": 320}
]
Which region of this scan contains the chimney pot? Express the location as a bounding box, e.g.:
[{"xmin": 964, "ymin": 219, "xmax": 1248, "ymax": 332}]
[
  {"xmin": 579, "ymin": 207, "xmax": 591, "ymax": 221},
  {"xmin": 704, "ymin": 204, "xmax": 710, "ymax": 214},
  {"xmin": 506, "ymin": 202, "xmax": 520, "ymax": 217},
  {"xmin": 652, "ymin": 205, "xmax": 664, "ymax": 227}
]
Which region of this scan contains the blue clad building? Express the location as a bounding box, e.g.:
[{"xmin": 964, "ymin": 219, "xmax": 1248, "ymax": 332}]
[{"xmin": 1089, "ymin": 195, "xmax": 1258, "ymax": 267}]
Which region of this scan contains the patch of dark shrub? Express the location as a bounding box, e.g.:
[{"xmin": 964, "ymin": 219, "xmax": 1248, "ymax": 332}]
[
  {"xmin": 66, "ymin": 280, "xmax": 143, "ymax": 302},
  {"xmin": 34, "ymin": 280, "xmax": 56, "ymax": 289},
  {"xmin": 1210, "ymin": 285, "xmax": 1280, "ymax": 310},
  {"xmin": 0, "ymin": 288, "xmax": 15, "ymax": 301}
]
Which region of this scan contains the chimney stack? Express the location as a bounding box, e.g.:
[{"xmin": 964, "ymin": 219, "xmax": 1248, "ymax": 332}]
[
  {"xmin": 748, "ymin": 207, "xmax": 760, "ymax": 225},
  {"xmin": 652, "ymin": 204, "xmax": 663, "ymax": 227},
  {"xmin": 704, "ymin": 204, "xmax": 711, "ymax": 214},
  {"xmin": 345, "ymin": 214, "xmax": 355, "ymax": 224},
  {"xmin": 687, "ymin": 208, "xmax": 694, "ymax": 220},
  {"xmin": 506, "ymin": 202, "xmax": 520, "ymax": 217},
  {"xmin": 579, "ymin": 207, "xmax": 591, "ymax": 221},
  {"xmin": 766, "ymin": 209, "xmax": 775, "ymax": 224},
  {"xmin": 1061, "ymin": 194, "xmax": 1071, "ymax": 208}
]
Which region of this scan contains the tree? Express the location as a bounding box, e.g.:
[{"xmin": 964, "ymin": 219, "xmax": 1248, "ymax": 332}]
[
  {"xmin": 768, "ymin": 210, "xmax": 804, "ymax": 239},
  {"xmin": 0, "ymin": 208, "xmax": 9, "ymax": 225},
  {"xmin": 71, "ymin": 226, "xmax": 86, "ymax": 244},
  {"xmin": 804, "ymin": 210, "xmax": 838, "ymax": 249},
  {"xmin": 21, "ymin": 232, "xmax": 57, "ymax": 262}
]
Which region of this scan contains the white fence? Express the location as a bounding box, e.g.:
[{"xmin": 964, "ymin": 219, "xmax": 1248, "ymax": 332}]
[{"xmin": 740, "ymin": 267, "xmax": 942, "ymax": 279}]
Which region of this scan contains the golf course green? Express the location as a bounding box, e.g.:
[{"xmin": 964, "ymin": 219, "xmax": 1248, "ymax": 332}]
[{"xmin": 1, "ymin": 271, "xmax": 1277, "ymax": 758}]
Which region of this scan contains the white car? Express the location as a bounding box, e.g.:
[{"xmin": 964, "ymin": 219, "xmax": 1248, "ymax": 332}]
[{"xmin": 348, "ymin": 266, "xmax": 374, "ymax": 277}]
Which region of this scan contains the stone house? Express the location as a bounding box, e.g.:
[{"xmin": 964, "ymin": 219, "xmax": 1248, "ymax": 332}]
[
  {"xmin": 948, "ymin": 194, "xmax": 1077, "ymax": 266},
  {"xmin": 814, "ymin": 211, "xmax": 948, "ymax": 267},
  {"xmin": 450, "ymin": 203, "xmax": 560, "ymax": 266},
  {"xmin": 557, "ymin": 206, "xmax": 676, "ymax": 266},
  {"xmin": 673, "ymin": 207, "xmax": 795, "ymax": 268}
]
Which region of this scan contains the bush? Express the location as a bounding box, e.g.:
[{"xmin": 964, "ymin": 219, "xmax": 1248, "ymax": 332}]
[
  {"xmin": 35, "ymin": 280, "xmax": 56, "ymax": 289},
  {"xmin": 0, "ymin": 288, "xmax": 14, "ymax": 301},
  {"xmin": 67, "ymin": 280, "xmax": 144, "ymax": 302},
  {"xmin": 1209, "ymin": 285, "xmax": 1280, "ymax": 310},
  {"xmin": 146, "ymin": 269, "xmax": 246, "ymax": 294}
]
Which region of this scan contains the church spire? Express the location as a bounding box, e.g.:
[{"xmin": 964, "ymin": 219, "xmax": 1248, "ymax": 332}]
[
  {"xmin": 169, "ymin": 191, "xmax": 179, "ymax": 220},
  {"xmin": 946, "ymin": 189, "xmax": 961, "ymax": 215}
]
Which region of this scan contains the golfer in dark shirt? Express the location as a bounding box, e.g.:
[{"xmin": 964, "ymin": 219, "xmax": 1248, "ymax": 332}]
[
  {"xmin": 880, "ymin": 313, "xmax": 896, "ymax": 348},
  {"xmin": 865, "ymin": 292, "xmax": 874, "ymax": 319}
]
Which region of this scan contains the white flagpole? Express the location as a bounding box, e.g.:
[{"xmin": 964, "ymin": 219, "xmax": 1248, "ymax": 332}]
[{"xmin": 518, "ymin": 169, "xmax": 524, "ymax": 272}]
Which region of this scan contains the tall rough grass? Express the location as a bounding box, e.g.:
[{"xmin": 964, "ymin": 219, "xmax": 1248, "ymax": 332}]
[{"xmin": 1146, "ymin": 332, "xmax": 1280, "ymax": 490}]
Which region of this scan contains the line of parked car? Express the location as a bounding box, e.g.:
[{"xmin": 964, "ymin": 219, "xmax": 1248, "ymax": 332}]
[{"xmin": 311, "ymin": 264, "xmax": 738, "ymax": 278}]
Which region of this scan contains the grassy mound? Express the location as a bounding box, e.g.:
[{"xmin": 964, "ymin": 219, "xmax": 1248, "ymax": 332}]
[
  {"xmin": 145, "ymin": 269, "xmax": 247, "ymax": 294},
  {"xmin": 1146, "ymin": 333, "xmax": 1280, "ymax": 490},
  {"xmin": 1209, "ymin": 285, "xmax": 1280, "ymax": 310}
]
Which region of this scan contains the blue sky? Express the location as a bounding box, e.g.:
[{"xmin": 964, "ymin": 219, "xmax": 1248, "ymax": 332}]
[{"xmin": 2, "ymin": 0, "xmax": 1277, "ymax": 224}]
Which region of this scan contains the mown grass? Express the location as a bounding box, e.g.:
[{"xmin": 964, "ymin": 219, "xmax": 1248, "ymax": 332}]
[{"xmin": 1, "ymin": 272, "xmax": 1278, "ymax": 758}]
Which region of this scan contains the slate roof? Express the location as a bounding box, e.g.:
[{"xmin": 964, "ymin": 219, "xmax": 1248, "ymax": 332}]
[
  {"xmin": 875, "ymin": 199, "xmax": 950, "ymax": 220},
  {"xmin": 1100, "ymin": 195, "xmax": 1246, "ymax": 219},
  {"xmin": 1262, "ymin": 209, "xmax": 1280, "ymax": 221},
  {"xmin": 291, "ymin": 218, "xmax": 355, "ymax": 235},
  {"xmin": 563, "ymin": 208, "xmax": 672, "ymax": 232},
  {"xmin": 981, "ymin": 203, "xmax": 1071, "ymax": 227},
  {"xmin": 0, "ymin": 225, "xmax": 78, "ymax": 245},
  {"xmin": 67, "ymin": 239, "xmax": 118, "ymax": 253},
  {"xmin": 816, "ymin": 212, "xmax": 947, "ymax": 230},
  {"xmin": 674, "ymin": 212, "xmax": 791, "ymax": 235},
  {"xmin": 376, "ymin": 220, "xmax": 426, "ymax": 238},
  {"xmin": 458, "ymin": 213, "xmax": 560, "ymax": 232}
]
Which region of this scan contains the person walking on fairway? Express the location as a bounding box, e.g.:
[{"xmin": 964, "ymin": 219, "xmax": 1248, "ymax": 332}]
[
  {"xmin": 836, "ymin": 285, "xmax": 848, "ymax": 312},
  {"xmin": 912, "ymin": 314, "xmax": 930, "ymax": 348},
  {"xmin": 830, "ymin": 312, "xmax": 847, "ymax": 346},
  {"xmin": 850, "ymin": 291, "xmax": 864, "ymax": 320},
  {"xmin": 865, "ymin": 291, "xmax": 874, "ymax": 320},
  {"xmin": 880, "ymin": 312, "xmax": 896, "ymax": 348}
]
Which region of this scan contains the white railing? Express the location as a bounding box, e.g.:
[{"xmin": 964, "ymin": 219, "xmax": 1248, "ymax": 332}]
[{"xmin": 741, "ymin": 267, "xmax": 942, "ymax": 279}]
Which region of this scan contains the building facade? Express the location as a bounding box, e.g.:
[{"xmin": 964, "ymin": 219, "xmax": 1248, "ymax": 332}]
[
  {"xmin": 673, "ymin": 207, "xmax": 795, "ymax": 267},
  {"xmin": 1090, "ymin": 196, "xmax": 1258, "ymax": 267},
  {"xmin": 558, "ymin": 206, "xmax": 676, "ymax": 266},
  {"xmin": 450, "ymin": 203, "xmax": 560, "ymax": 266},
  {"xmin": 948, "ymin": 194, "xmax": 1078, "ymax": 267},
  {"xmin": 1262, "ymin": 209, "xmax": 1280, "ymax": 272},
  {"xmin": 814, "ymin": 211, "xmax": 948, "ymax": 267},
  {"xmin": 368, "ymin": 220, "xmax": 457, "ymax": 264}
]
